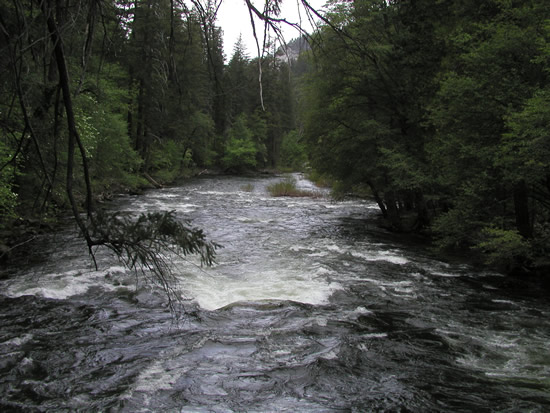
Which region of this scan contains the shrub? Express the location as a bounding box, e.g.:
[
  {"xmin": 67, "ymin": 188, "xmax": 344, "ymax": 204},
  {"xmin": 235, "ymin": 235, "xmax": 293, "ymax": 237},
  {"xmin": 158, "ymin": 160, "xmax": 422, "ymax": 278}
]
[
  {"xmin": 474, "ymin": 227, "xmax": 532, "ymax": 269},
  {"xmin": 267, "ymin": 177, "xmax": 322, "ymax": 198},
  {"xmin": 0, "ymin": 140, "xmax": 17, "ymax": 225},
  {"xmin": 222, "ymin": 136, "xmax": 257, "ymax": 171},
  {"xmin": 279, "ymin": 130, "xmax": 307, "ymax": 171}
]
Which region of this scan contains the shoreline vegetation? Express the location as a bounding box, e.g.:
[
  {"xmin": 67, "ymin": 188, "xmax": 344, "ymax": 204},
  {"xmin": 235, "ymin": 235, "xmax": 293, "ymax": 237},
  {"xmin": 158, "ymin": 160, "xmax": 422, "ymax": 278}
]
[
  {"xmin": 2, "ymin": 1, "xmax": 549, "ymax": 281},
  {"xmin": 2, "ymin": 170, "xmax": 549, "ymax": 282}
]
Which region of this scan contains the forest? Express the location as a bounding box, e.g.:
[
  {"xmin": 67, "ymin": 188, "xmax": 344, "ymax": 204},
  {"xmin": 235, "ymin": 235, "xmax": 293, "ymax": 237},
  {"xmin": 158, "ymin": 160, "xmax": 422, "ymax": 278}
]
[{"xmin": 1, "ymin": 0, "xmax": 550, "ymax": 276}]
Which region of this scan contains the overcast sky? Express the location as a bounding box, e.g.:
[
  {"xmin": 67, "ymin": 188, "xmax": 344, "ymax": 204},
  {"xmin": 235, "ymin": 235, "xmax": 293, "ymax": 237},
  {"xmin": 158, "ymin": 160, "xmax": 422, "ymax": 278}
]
[{"xmin": 216, "ymin": 0, "xmax": 326, "ymax": 59}]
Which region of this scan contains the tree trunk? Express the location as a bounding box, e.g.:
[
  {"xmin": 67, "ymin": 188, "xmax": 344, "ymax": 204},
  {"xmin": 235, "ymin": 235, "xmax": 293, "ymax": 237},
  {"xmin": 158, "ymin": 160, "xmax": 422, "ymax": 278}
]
[
  {"xmin": 44, "ymin": 2, "xmax": 95, "ymax": 249},
  {"xmin": 414, "ymin": 190, "xmax": 430, "ymax": 229},
  {"xmin": 513, "ymin": 180, "xmax": 532, "ymax": 238},
  {"xmin": 384, "ymin": 190, "xmax": 402, "ymax": 231},
  {"xmin": 367, "ymin": 180, "xmax": 387, "ymax": 218}
]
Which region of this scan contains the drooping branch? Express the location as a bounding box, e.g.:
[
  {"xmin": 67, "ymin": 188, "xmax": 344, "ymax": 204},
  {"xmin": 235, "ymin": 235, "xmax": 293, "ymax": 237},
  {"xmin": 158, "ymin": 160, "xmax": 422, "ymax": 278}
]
[
  {"xmin": 91, "ymin": 210, "xmax": 220, "ymax": 313},
  {"xmin": 42, "ymin": 1, "xmax": 95, "ymax": 248},
  {"xmin": 246, "ymin": 1, "xmax": 265, "ymax": 110}
]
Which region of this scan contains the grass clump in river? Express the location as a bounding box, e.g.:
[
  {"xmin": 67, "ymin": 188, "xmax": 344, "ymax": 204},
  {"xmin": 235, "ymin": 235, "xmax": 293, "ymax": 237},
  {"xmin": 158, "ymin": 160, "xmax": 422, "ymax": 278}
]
[{"xmin": 267, "ymin": 177, "xmax": 322, "ymax": 198}]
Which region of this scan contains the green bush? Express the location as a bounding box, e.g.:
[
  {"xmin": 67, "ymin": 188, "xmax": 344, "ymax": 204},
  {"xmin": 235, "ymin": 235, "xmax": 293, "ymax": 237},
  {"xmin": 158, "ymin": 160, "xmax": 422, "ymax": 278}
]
[
  {"xmin": 474, "ymin": 227, "xmax": 532, "ymax": 268},
  {"xmin": 279, "ymin": 130, "xmax": 307, "ymax": 171},
  {"xmin": 222, "ymin": 136, "xmax": 257, "ymax": 171},
  {"xmin": 222, "ymin": 115, "xmax": 258, "ymax": 171},
  {"xmin": 149, "ymin": 141, "xmax": 193, "ymax": 183},
  {"xmin": 0, "ymin": 140, "xmax": 17, "ymax": 225},
  {"xmin": 75, "ymin": 66, "xmax": 143, "ymax": 193}
]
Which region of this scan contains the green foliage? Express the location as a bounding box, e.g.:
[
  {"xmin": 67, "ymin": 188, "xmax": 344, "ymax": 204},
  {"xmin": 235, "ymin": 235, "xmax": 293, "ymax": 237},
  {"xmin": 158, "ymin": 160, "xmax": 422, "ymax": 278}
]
[
  {"xmin": 186, "ymin": 112, "xmax": 217, "ymax": 168},
  {"xmin": 499, "ymin": 88, "xmax": 550, "ymax": 185},
  {"xmin": 431, "ymin": 205, "xmax": 482, "ymax": 251},
  {"xmin": 0, "ymin": 140, "xmax": 17, "ymax": 224},
  {"xmin": 247, "ymin": 110, "xmax": 268, "ymax": 167},
  {"xmin": 306, "ymin": 170, "xmax": 334, "ymax": 189},
  {"xmin": 424, "ymin": 0, "xmax": 550, "ymax": 254},
  {"xmin": 474, "ymin": 227, "xmax": 532, "ymax": 268},
  {"xmin": 91, "ymin": 210, "xmax": 219, "ymax": 310},
  {"xmin": 149, "ymin": 141, "xmax": 194, "ymax": 183},
  {"xmin": 75, "ymin": 96, "xmax": 100, "ymax": 159},
  {"xmin": 303, "ymin": 0, "xmax": 442, "ymax": 230},
  {"xmin": 222, "ymin": 136, "xmax": 257, "ymax": 171},
  {"xmin": 222, "ymin": 114, "xmax": 258, "ymax": 171},
  {"xmin": 301, "ymin": 0, "xmax": 550, "ymax": 270},
  {"xmin": 75, "ymin": 65, "xmax": 143, "ymax": 193},
  {"xmin": 279, "ymin": 130, "xmax": 307, "ymax": 171}
]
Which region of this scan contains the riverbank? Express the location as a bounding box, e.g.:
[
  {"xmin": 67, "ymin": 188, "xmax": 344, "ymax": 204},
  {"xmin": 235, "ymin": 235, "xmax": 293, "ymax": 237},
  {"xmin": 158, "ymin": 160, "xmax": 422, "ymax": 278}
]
[{"xmin": 0, "ymin": 173, "xmax": 162, "ymax": 263}]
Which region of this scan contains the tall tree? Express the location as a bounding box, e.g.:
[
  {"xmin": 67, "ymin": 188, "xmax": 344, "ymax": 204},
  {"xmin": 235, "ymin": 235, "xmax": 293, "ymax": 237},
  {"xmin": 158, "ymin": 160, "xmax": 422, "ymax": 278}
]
[
  {"xmin": 427, "ymin": 0, "xmax": 550, "ymax": 263},
  {"xmin": 304, "ymin": 0, "xmax": 445, "ymax": 230}
]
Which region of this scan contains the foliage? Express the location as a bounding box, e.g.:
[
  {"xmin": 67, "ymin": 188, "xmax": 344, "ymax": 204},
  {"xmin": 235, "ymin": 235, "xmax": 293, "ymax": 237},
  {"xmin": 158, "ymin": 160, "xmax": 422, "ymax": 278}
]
[
  {"xmin": 499, "ymin": 88, "xmax": 550, "ymax": 186},
  {"xmin": 74, "ymin": 67, "xmax": 143, "ymax": 193},
  {"xmin": 302, "ymin": 0, "xmax": 444, "ymax": 230},
  {"xmin": 222, "ymin": 114, "xmax": 259, "ymax": 171},
  {"xmin": 301, "ymin": 0, "xmax": 550, "ymax": 270},
  {"xmin": 279, "ymin": 130, "xmax": 308, "ymax": 171},
  {"xmin": 474, "ymin": 227, "xmax": 532, "ymax": 269},
  {"xmin": 91, "ymin": 210, "xmax": 219, "ymax": 311},
  {"xmin": 306, "ymin": 170, "xmax": 334, "ymax": 189},
  {"xmin": 223, "ymin": 136, "xmax": 257, "ymax": 171},
  {"xmin": 149, "ymin": 141, "xmax": 193, "ymax": 183},
  {"xmin": 0, "ymin": 140, "xmax": 17, "ymax": 224}
]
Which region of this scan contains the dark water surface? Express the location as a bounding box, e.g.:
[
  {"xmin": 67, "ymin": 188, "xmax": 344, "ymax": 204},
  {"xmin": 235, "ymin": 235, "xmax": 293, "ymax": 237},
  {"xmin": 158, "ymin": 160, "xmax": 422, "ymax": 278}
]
[{"xmin": 1, "ymin": 174, "xmax": 549, "ymax": 412}]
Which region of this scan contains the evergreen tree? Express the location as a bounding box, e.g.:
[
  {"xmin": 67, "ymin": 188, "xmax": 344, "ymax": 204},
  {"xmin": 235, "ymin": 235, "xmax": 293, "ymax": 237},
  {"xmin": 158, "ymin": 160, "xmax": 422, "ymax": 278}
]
[{"xmin": 302, "ymin": 0, "xmax": 550, "ymax": 271}]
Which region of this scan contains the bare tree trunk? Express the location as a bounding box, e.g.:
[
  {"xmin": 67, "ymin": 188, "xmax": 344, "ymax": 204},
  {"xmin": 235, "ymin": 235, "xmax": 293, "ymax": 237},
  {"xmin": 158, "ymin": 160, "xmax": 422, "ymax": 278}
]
[
  {"xmin": 43, "ymin": 1, "xmax": 95, "ymax": 250},
  {"xmin": 384, "ymin": 190, "xmax": 402, "ymax": 231},
  {"xmin": 367, "ymin": 180, "xmax": 387, "ymax": 218}
]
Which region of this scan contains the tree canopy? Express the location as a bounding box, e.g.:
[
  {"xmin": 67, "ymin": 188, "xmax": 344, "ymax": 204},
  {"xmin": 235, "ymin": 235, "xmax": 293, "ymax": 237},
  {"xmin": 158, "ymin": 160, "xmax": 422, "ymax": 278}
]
[
  {"xmin": 2, "ymin": 0, "xmax": 549, "ymax": 275},
  {"xmin": 0, "ymin": 0, "xmax": 308, "ymax": 296},
  {"xmin": 302, "ymin": 0, "xmax": 550, "ymax": 273}
]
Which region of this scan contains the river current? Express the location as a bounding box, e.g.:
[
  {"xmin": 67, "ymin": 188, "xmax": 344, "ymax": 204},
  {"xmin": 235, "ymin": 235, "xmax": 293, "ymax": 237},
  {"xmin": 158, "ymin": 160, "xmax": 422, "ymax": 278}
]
[{"xmin": 1, "ymin": 174, "xmax": 549, "ymax": 412}]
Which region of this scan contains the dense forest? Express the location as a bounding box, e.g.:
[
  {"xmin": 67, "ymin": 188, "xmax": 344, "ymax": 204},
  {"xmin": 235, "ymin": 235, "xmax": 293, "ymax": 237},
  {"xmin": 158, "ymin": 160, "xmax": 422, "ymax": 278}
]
[
  {"xmin": 0, "ymin": 0, "xmax": 299, "ymax": 277},
  {"xmin": 302, "ymin": 0, "xmax": 550, "ymax": 275},
  {"xmin": 1, "ymin": 0, "xmax": 550, "ymax": 276}
]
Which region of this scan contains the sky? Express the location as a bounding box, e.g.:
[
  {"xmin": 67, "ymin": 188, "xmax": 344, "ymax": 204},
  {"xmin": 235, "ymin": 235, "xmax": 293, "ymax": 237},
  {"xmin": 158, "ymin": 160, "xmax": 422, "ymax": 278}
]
[{"xmin": 216, "ymin": 0, "xmax": 327, "ymax": 59}]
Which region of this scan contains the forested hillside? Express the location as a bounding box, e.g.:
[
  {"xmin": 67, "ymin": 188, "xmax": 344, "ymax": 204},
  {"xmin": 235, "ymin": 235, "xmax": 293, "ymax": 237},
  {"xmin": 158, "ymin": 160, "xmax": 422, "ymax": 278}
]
[
  {"xmin": 0, "ymin": 0, "xmax": 298, "ymax": 230},
  {"xmin": 2, "ymin": 0, "xmax": 550, "ymax": 275},
  {"xmin": 302, "ymin": 0, "xmax": 550, "ymax": 274}
]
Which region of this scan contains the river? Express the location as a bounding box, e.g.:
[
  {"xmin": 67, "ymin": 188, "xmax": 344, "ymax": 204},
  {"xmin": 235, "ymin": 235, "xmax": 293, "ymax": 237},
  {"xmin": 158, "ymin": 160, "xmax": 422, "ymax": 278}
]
[{"xmin": 1, "ymin": 174, "xmax": 549, "ymax": 412}]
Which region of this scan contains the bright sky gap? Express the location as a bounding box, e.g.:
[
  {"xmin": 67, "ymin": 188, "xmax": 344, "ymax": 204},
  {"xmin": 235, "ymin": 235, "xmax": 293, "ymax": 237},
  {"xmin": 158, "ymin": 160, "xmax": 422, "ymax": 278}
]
[{"xmin": 216, "ymin": 0, "xmax": 327, "ymax": 58}]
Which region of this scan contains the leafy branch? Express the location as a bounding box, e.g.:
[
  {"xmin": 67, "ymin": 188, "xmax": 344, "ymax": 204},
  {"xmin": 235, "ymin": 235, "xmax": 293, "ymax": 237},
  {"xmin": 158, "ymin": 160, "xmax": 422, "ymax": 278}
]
[{"xmin": 91, "ymin": 210, "xmax": 220, "ymax": 313}]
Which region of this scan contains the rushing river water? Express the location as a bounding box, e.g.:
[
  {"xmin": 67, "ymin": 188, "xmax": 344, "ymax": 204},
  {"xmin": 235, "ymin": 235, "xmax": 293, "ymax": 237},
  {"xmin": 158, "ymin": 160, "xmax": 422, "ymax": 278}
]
[{"xmin": 1, "ymin": 174, "xmax": 549, "ymax": 412}]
